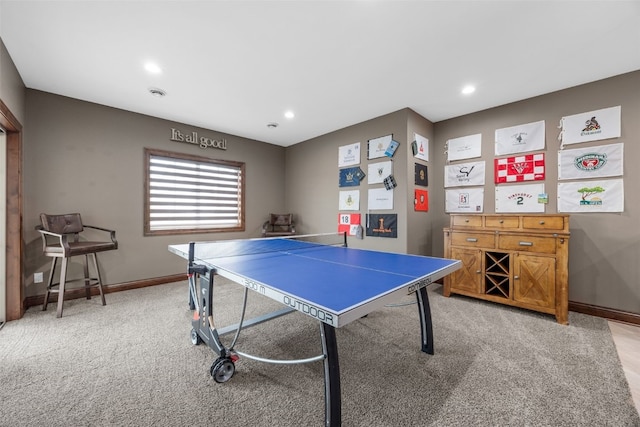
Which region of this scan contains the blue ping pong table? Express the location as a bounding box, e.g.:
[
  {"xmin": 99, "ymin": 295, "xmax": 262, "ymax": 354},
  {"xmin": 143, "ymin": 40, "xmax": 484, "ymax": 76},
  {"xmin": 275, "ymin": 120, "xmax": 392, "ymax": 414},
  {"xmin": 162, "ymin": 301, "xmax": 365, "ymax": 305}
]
[{"xmin": 169, "ymin": 233, "xmax": 461, "ymax": 426}]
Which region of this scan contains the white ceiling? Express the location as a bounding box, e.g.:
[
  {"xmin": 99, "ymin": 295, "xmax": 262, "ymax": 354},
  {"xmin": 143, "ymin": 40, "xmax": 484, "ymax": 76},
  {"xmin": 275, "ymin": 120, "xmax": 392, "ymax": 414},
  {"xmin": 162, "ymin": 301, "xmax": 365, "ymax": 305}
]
[{"xmin": 1, "ymin": 1, "xmax": 639, "ymax": 147}]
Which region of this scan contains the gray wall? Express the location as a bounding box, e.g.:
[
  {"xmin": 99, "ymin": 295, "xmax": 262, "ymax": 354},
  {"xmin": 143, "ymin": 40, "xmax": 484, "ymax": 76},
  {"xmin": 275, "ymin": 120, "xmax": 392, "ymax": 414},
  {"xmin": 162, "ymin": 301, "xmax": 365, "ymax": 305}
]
[
  {"xmin": 431, "ymin": 71, "xmax": 640, "ymax": 314},
  {"xmin": 285, "ymin": 109, "xmax": 434, "ymax": 255},
  {"xmin": 5, "ymin": 30, "xmax": 639, "ymax": 317},
  {"xmin": 0, "ymin": 37, "xmax": 25, "ymax": 124},
  {"xmin": 406, "ymin": 109, "xmax": 435, "ymax": 255},
  {"xmin": 23, "ymin": 90, "xmax": 286, "ymax": 297}
]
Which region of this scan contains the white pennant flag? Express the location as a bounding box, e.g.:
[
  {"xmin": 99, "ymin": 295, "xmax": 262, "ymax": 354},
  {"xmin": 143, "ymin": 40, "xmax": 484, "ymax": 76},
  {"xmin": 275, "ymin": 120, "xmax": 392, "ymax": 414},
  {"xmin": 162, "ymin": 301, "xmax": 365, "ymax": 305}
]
[
  {"xmin": 560, "ymin": 106, "xmax": 621, "ymax": 146},
  {"xmin": 558, "ymin": 143, "xmax": 623, "ymax": 180},
  {"xmin": 495, "ymin": 120, "xmax": 545, "ymax": 155},
  {"xmin": 558, "ymin": 179, "xmax": 624, "ymax": 213},
  {"xmin": 444, "ymin": 161, "xmax": 485, "ymax": 187},
  {"xmin": 368, "ymin": 160, "xmax": 392, "ymax": 184},
  {"xmin": 338, "ymin": 142, "xmax": 361, "ymax": 167},
  {"xmin": 368, "ymin": 187, "xmax": 393, "ymax": 210},
  {"xmin": 495, "ymin": 183, "xmax": 545, "ymax": 213},
  {"xmin": 447, "ymin": 134, "xmax": 482, "ymax": 161},
  {"xmin": 338, "ymin": 190, "xmax": 360, "ymax": 210},
  {"xmin": 445, "ymin": 187, "xmax": 484, "ymax": 213}
]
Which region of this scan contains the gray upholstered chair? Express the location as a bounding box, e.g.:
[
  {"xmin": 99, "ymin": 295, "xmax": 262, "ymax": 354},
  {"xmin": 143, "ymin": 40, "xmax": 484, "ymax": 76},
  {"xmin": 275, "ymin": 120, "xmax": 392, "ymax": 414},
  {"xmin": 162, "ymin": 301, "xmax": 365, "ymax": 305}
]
[
  {"xmin": 261, "ymin": 213, "xmax": 296, "ymax": 237},
  {"xmin": 36, "ymin": 213, "xmax": 118, "ymax": 317}
]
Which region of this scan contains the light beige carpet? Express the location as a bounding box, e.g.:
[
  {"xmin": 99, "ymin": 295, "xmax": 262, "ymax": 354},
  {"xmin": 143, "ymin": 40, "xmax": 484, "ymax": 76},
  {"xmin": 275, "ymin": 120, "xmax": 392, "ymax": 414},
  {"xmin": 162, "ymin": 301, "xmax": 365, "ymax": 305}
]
[{"xmin": 1, "ymin": 279, "xmax": 638, "ymax": 426}]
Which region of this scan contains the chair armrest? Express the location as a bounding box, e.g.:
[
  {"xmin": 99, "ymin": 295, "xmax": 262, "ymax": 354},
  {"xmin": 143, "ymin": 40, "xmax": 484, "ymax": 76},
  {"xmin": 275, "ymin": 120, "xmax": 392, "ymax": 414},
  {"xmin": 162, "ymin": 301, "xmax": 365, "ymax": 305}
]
[
  {"xmin": 83, "ymin": 225, "xmax": 118, "ymax": 245},
  {"xmin": 36, "ymin": 227, "xmax": 72, "ymax": 255},
  {"xmin": 262, "ymin": 220, "xmax": 271, "ymax": 236}
]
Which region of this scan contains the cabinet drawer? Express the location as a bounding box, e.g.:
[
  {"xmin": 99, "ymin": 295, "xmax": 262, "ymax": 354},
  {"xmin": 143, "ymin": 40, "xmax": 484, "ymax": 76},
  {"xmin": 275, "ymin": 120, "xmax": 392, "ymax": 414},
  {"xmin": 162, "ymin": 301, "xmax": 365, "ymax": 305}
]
[
  {"xmin": 451, "ymin": 232, "xmax": 495, "ymax": 248},
  {"xmin": 522, "ymin": 216, "xmax": 566, "ymax": 231},
  {"xmin": 498, "ymin": 235, "xmax": 556, "ymax": 254},
  {"xmin": 485, "ymin": 216, "xmax": 519, "ymax": 229},
  {"xmin": 451, "ymin": 215, "xmax": 483, "ymax": 228}
]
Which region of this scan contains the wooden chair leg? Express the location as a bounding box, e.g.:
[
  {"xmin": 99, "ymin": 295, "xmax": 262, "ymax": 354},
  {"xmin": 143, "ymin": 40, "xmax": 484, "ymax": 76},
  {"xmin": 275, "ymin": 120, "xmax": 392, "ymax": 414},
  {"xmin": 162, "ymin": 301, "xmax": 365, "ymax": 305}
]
[
  {"xmin": 43, "ymin": 257, "xmax": 58, "ymax": 311},
  {"xmin": 91, "ymin": 253, "xmax": 107, "ymax": 306},
  {"xmin": 56, "ymin": 258, "xmax": 69, "ymax": 318}
]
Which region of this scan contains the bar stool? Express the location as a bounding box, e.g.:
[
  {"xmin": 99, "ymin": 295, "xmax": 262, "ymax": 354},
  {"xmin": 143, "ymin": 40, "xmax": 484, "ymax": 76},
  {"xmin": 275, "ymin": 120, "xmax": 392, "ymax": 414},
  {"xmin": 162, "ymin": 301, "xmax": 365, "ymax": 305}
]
[{"xmin": 36, "ymin": 213, "xmax": 118, "ymax": 318}]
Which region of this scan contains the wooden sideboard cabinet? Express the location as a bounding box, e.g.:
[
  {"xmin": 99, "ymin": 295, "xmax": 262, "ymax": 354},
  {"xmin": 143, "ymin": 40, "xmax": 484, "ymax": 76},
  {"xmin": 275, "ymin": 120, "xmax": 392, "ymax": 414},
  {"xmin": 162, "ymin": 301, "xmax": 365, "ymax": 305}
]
[{"xmin": 443, "ymin": 214, "xmax": 570, "ymax": 324}]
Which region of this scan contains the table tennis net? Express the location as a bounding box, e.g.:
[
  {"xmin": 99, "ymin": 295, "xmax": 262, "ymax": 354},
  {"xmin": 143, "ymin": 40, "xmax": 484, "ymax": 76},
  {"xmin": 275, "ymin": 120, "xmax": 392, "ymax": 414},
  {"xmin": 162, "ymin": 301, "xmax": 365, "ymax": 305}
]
[{"xmin": 189, "ymin": 232, "xmax": 347, "ymax": 262}]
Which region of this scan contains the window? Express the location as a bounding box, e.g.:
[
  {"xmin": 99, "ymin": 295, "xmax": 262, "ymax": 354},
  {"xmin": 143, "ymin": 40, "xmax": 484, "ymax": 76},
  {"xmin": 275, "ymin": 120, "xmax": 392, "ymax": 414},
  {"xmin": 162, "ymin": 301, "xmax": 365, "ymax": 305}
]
[{"xmin": 144, "ymin": 148, "xmax": 245, "ymax": 235}]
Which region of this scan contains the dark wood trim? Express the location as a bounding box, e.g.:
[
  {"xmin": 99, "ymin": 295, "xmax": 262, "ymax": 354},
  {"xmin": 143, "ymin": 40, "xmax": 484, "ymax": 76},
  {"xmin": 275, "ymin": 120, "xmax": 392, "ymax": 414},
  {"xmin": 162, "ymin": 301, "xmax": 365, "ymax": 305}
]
[
  {"xmin": 435, "ymin": 280, "xmax": 639, "ymax": 326},
  {"xmin": 569, "ymin": 301, "xmax": 640, "ymax": 326},
  {"xmin": 143, "ymin": 147, "xmax": 246, "ymax": 236},
  {"xmin": 24, "ymin": 274, "xmax": 187, "ymax": 309},
  {"xmin": 1, "ymin": 97, "xmax": 24, "ymax": 321},
  {"xmin": 0, "ymin": 98, "xmax": 21, "ymax": 130},
  {"xmin": 20, "ymin": 273, "xmax": 640, "ymax": 326}
]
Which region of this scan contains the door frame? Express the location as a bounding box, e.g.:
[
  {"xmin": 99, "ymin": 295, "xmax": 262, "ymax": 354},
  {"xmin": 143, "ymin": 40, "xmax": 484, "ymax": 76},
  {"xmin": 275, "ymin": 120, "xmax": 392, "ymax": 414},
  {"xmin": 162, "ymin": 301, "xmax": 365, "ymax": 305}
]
[{"xmin": 1, "ymin": 97, "xmax": 24, "ymax": 321}]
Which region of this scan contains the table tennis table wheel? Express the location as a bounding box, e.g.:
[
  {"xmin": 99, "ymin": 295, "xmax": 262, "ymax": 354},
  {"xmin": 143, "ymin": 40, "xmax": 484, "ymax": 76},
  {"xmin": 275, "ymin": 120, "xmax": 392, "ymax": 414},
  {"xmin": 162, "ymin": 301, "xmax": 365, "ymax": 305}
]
[
  {"xmin": 210, "ymin": 357, "xmax": 235, "ymax": 383},
  {"xmin": 190, "ymin": 328, "xmax": 203, "ymax": 345}
]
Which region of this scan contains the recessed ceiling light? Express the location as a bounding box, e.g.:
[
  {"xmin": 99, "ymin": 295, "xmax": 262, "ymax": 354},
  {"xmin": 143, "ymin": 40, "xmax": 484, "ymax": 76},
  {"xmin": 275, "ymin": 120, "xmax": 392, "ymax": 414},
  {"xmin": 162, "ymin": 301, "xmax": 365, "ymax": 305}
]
[
  {"xmin": 148, "ymin": 87, "xmax": 166, "ymax": 97},
  {"xmin": 284, "ymin": 111, "xmax": 295, "ymax": 119},
  {"xmin": 461, "ymin": 85, "xmax": 476, "ymax": 95},
  {"xmin": 267, "ymin": 122, "xmax": 279, "ymax": 128},
  {"xmin": 145, "ymin": 62, "xmax": 162, "ymax": 74}
]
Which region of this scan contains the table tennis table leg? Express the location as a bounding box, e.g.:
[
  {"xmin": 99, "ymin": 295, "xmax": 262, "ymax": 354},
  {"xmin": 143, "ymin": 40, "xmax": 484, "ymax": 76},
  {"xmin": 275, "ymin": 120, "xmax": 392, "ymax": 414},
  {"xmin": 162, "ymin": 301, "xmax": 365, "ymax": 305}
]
[
  {"xmin": 415, "ymin": 286, "xmax": 434, "ymax": 355},
  {"xmin": 320, "ymin": 322, "xmax": 341, "ymax": 427}
]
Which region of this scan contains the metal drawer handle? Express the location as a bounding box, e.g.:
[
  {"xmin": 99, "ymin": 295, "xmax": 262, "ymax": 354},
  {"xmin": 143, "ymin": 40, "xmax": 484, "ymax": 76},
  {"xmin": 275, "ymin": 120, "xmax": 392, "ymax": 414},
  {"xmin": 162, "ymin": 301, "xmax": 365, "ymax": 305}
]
[
  {"xmin": 514, "ymin": 275, "xmax": 520, "ymax": 280},
  {"xmin": 464, "ymin": 219, "xmax": 470, "ymax": 223},
  {"xmin": 466, "ymin": 238, "xmax": 478, "ymax": 242},
  {"xmin": 519, "ymin": 241, "xmax": 533, "ymax": 246},
  {"xmin": 539, "ymin": 220, "xmax": 545, "ymax": 225},
  {"xmin": 476, "ymin": 270, "xmax": 481, "ymax": 274},
  {"xmin": 499, "ymin": 220, "xmax": 503, "ymax": 223}
]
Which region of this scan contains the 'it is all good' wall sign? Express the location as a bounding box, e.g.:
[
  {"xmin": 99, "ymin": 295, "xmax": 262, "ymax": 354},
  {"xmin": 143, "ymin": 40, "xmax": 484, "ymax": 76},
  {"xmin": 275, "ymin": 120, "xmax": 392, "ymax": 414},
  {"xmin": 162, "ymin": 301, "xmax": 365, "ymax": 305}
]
[{"xmin": 170, "ymin": 128, "xmax": 227, "ymax": 150}]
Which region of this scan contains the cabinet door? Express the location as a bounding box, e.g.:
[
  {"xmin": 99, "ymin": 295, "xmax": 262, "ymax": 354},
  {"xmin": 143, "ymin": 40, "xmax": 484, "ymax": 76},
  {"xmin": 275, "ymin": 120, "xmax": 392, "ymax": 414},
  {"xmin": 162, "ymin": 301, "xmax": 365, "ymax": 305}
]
[
  {"xmin": 513, "ymin": 254, "xmax": 555, "ymax": 309},
  {"xmin": 450, "ymin": 247, "xmax": 482, "ymax": 294}
]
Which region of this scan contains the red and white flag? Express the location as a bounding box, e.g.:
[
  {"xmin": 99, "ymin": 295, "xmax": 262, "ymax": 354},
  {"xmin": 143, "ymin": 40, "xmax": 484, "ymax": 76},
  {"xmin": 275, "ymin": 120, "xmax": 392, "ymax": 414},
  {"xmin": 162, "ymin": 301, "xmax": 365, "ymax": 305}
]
[
  {"xmin": 495, "ymin": 153, "xmax": 545, "ymax": 183},
  {"xmin": 338, "ymin": 213, "xmax": 361, "ymax": 236}
]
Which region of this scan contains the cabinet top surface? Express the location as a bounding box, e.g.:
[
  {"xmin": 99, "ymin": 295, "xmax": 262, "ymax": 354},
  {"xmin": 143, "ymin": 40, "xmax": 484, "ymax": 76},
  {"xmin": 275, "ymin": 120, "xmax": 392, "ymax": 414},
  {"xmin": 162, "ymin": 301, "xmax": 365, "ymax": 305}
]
[
  {"xmin": 449, "ymin": 214, "xmax": 569, "ymax": 217},
  {"xmin": 447, "ymin": 213, "xmax": 570, "ymax": 234}
]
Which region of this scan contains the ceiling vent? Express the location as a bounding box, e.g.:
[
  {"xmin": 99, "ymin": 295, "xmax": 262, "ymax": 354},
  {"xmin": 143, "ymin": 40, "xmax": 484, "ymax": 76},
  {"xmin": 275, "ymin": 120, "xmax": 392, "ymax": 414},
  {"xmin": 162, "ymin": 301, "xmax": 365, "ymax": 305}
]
[{"xmin": 148, "ymin": 88, "xmax": 166, "ymax": 97}]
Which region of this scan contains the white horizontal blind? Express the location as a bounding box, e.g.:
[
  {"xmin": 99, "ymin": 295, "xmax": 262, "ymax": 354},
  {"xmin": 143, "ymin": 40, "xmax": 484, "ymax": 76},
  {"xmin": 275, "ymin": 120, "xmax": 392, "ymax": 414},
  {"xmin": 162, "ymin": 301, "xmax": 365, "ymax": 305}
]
[{"xmin": 148, "ymin": 153, "xmax": 243, "ymax": 232}]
